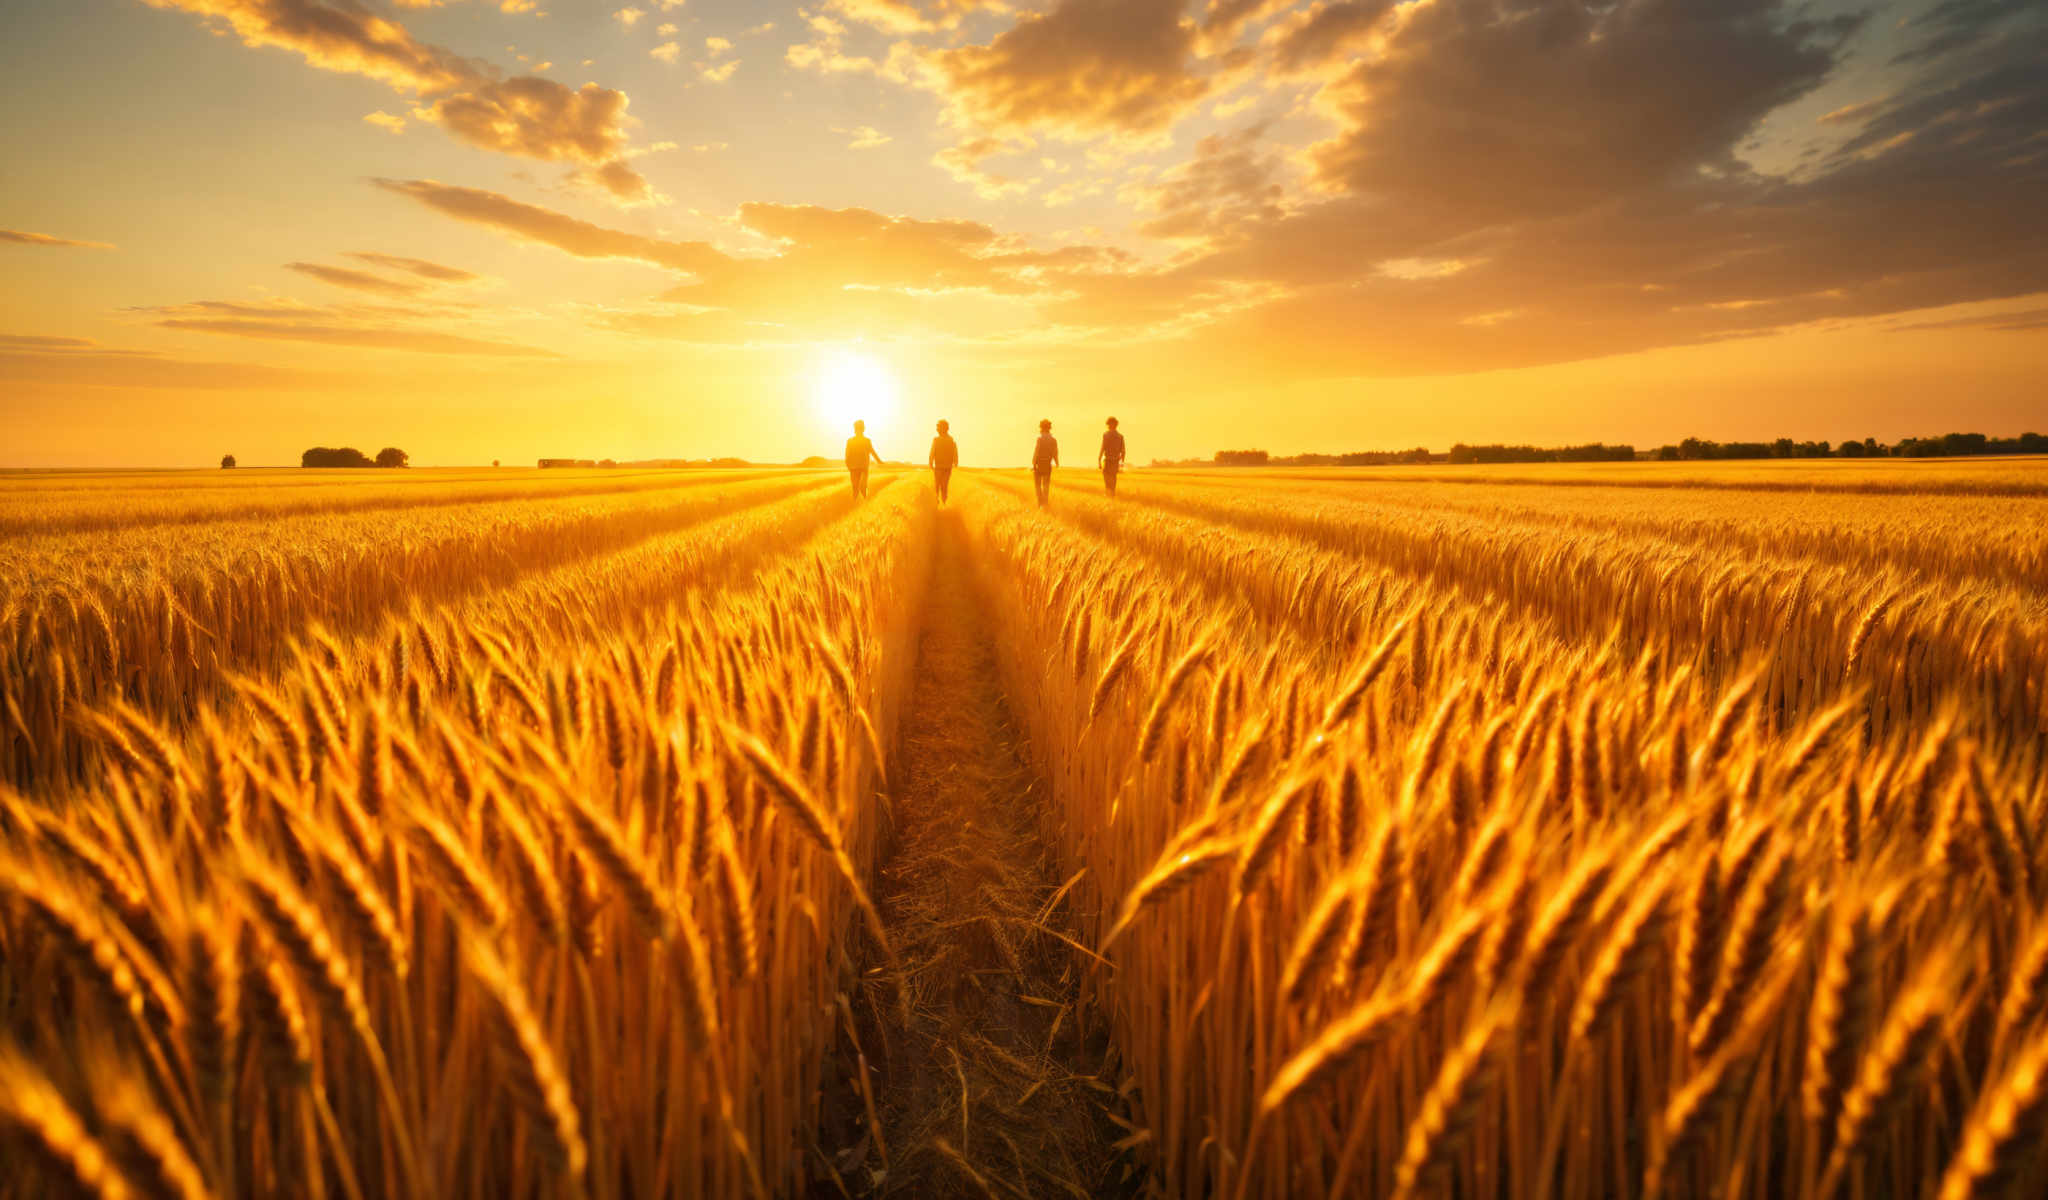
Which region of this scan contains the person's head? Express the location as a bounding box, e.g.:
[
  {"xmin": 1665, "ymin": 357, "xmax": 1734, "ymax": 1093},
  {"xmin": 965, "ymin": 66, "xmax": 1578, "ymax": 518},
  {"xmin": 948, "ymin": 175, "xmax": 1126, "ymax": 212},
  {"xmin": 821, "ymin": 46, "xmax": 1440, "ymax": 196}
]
[
  {"xmin": 1039, "ymin": 419, "xmax": 1052, "ymax": 432},
  {"xmin": 936, "ymin": 419, "xmax": 949, "ymax": 434},
  {"xmin": 1106, "ymin": 417, "xmax": 1119, "ymax": 429},
  {"xmin": 854, "ymin": 420, "xmax": 865, "ymax": 434}
]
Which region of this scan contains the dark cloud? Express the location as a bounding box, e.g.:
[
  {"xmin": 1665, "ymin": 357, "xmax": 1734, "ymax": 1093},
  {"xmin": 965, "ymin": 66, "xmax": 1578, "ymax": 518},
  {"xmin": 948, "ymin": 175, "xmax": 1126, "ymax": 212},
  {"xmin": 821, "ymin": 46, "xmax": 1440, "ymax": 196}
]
[
  {"xmin": 1, "ymin": 228, "xmax": 115, "ymax": 249},
  {"xmin": 930, "ymin": 0, "xmax": 1213, "ymax": 138},
  {"xmin": 1892, "ymin": 0, "xmax": 2037, "ymax": 65},
  {"xmin": 285, "ymin": 261, "xmax": 424, "ymax": 296},
  {"xmin": 1307, "ymin": 0, "xmax": 1853, "ymax": 221}
]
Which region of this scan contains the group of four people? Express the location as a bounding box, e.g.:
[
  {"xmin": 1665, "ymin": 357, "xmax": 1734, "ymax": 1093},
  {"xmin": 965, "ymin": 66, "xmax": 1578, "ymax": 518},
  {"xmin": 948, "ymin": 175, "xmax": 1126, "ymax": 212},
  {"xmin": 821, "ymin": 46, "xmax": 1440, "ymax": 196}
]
[{"xmin": 843, "ymin": 417, "xmax": 1128, "ymax": 507}]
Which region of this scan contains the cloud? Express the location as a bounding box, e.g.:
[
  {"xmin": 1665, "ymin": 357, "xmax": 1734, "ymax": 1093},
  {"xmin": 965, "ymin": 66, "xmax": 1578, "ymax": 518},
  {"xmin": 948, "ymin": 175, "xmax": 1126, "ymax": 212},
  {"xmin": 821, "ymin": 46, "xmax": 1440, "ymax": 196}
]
[
  {"xmin": 651, "ymin": 41, "xmax": 680, "ymax": 62},
  {"xmin": 415, "ymin": 77, "xmax": 636, "ymax": 164},
  {"xmin": 363, "ymin": 109, "xmax": 408, "ymax": 133},
  {"xmin": 933, "ymin": 134, "xmax": 1036, "ymax": 198},
  {"xmin": 143, "ymin": 1, "xmax": 650, "ymax": 202},
  {"xmin": 372, "ymin": 0, "xmax": 2048, "ymax": 383},
  {"xmin": 156, "ymin": 318, "xmax": 553, "ymax": 355},
  {"xmin": 0, "ymin": 334, "xmax": 101, "ymax": 350},
  {"xmin": 1266, "ymin": 0, "xmax": 1394, "ymax": 73},
  {"xmin": 377, "ymin": 176, "xmax": 1154, "ymax": 343},
  {"xmin": 344, "ymin": 252, "xmax": 479, "ymax": 283},
  {"xmin": 374, "ymin": 178, "xmax": 727, "ymax": 274},
  {"xmin": 1136, "ymin": 125, "xmax": 1286, "ymax": 243},
  {"xmin": 285, "ymin": 261, "xmax": 425, "ymax": 296},
  {"xmin": 1888, "ymin": 305, "xmax": 2048, "ymax": 334},
  {"xmin": 1199, "ymin": 0, "xmax": 1294, "ymax": 42},
  {"xmin": 827, "ymin": 0, "xmax": 1002, "ymax": 33},
  {"xmin": 615, "ymin": 7, "xmax": 644, "ymax": 27},
  {"xmin": 133, "ymin": 298, "xmax": 554, "ymax": 356},
  {"xmin": 0, "ymin": 344, "xmax": 330, "ymax": 389},
  {"xmin": 1817, "ymin": 97, "xmax": 1886, "ymax": 126},
  {"xmin": 928, "ymin": 0, "xmax": 1214, "ymax": 139},
  {"xmin": 1303, "ymin": 0, "xmax": 1854, "ymax": 220},
  {"xmin": 570, "ymin": 159, "xmax": 663, "ymax": 206},
  {"xmin": 1, "ymin": 228, "xmax": 115, "ymax": 249},
  {"xmin": 841, "ymin": 125, "xmax": 893, "ymax": 149},
  {"xmin": 698, "ymin": 59, "xmax": 739, "ymax": 83}
]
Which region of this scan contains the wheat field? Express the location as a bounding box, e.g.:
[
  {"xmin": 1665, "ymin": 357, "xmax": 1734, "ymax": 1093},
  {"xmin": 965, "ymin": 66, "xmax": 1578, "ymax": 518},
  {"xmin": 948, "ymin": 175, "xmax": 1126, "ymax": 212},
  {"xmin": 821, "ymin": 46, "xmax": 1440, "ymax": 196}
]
[{"xmin": 2, "ymin": 461, "xmax": 2045, "ymax": 1199}]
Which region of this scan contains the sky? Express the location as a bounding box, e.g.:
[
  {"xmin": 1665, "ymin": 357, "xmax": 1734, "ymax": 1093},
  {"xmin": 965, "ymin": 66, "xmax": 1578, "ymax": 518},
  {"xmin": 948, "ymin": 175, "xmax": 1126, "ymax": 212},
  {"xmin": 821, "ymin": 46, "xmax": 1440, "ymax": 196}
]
[{"xmin": 1, "ymin": 0, "xmax": 2043, "ymax": 468}]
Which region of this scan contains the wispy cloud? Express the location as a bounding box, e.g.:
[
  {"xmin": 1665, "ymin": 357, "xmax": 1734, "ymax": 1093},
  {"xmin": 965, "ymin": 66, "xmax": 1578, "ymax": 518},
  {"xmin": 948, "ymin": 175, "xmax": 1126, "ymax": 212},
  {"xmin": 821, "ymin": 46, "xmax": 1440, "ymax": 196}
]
[
  {"xmin": 286, "ymin": 261, "xmax": 425, "ymax": 297},
  {"xmin": 1, "ymin": 228, "xmax": 114, "ymax": 249},
  {"xmin": 344, "ymin": 253, "xmax": 479, "ymax": 283},
  {"xmin": 134, "ymin": 297, "xmax": 554, "ymax": 357}
]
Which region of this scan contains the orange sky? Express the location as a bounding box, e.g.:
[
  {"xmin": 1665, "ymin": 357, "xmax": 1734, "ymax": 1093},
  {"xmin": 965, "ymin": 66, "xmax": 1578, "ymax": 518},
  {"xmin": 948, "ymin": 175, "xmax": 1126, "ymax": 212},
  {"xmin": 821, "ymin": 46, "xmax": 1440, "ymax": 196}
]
[{"xmin": 2, "ymin": 0, "xmax": 2044, "ymax": 468}]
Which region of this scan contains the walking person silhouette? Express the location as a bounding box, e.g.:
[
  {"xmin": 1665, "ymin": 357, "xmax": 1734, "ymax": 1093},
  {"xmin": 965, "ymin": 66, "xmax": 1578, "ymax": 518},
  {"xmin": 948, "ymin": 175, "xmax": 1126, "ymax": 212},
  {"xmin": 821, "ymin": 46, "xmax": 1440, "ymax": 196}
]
[
  {"xmin": 1098, "ymin": 416, "xmax": 1126, "ymax": 497},
  {"xmin": 844, "ymin": 420, "xmax": 883, "ymax": 498},
  {"xmin": 1032, "ymin": 419, "xmax": 1058, "ymax": 508},
  {"xmin": 929, "ymin": 419, "xmax": 958, "ymax": 503}
]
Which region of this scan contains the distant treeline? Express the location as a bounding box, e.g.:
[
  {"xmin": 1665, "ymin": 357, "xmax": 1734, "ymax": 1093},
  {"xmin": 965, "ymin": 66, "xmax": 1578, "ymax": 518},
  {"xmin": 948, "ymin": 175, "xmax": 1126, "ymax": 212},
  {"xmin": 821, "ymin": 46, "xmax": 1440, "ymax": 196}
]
[
  {"xmin": 302, "ymin": 446, "xmax": 408, "ymax": 468},
  {"xmin": 539, "ymin": 457, "xmax": 754, "ymax": 468},
  {"xmin": 1209, "ymin": 448, "xmax": 1435, "ymax": 467},
  {"xmin": 1451, "ymin": 443, "xmax": 1636, "ymax": 464},
  {"xmin": 1658, "ymin": 432, "xmax": 2048, "ymax": 460},
  {"xmin": 1157, "ymin": 431, "xmax": 2048, "ymax": 468}
]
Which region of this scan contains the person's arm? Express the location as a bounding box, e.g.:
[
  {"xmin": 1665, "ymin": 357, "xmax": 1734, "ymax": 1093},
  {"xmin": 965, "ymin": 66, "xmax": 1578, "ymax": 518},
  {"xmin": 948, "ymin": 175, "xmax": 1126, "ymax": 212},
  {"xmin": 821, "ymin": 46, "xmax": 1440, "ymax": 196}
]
[
  {"xmin": 1097, "ymin": 436, "xmax": 1105, "ymax": 469},
  {"xmin": 1053, "ymin": 438, "xmax": 1060, "ymax": 467},
  {"xmin": 871, "ymin": 443, "xmax": 885, "ymax": 466},
  {"xmin": 928, "ymin": 439, "xmax": 936, "ymax": 468}
]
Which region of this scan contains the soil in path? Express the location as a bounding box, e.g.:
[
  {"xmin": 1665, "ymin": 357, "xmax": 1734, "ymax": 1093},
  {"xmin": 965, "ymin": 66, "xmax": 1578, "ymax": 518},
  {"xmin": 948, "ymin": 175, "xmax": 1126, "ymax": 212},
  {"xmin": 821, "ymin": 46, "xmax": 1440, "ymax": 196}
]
[{"xmin": 818, "ymin": 510, "xmax": 1134, "ymax": 1199}]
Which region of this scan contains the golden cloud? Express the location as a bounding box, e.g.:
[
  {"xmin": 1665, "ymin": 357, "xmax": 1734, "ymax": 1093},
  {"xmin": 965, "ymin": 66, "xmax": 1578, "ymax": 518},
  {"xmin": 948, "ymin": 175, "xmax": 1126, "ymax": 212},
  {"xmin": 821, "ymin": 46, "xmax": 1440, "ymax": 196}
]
[
  {"xmin": 1, "ymin": 229, "xmax": 115, "ymax": 249},
  {"xmin": 144, "ymin": 0, "xmax": 650, "ymax": 202}
]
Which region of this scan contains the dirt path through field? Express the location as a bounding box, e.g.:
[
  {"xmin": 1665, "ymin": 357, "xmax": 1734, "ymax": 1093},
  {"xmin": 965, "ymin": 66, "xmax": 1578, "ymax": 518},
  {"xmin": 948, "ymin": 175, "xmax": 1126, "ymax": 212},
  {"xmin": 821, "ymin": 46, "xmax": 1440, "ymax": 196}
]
[{"xmin": 821, "ymin": 508, "xmax": 1131, "ymax": 1198}]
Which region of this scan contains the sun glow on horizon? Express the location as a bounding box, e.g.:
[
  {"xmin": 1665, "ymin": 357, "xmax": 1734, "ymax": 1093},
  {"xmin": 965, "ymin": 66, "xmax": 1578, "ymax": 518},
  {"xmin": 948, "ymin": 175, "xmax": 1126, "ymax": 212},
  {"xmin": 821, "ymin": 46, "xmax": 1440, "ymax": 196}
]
[{"xmin": 812, "ymin": 349, "xmax": 901, "ymax": 447}]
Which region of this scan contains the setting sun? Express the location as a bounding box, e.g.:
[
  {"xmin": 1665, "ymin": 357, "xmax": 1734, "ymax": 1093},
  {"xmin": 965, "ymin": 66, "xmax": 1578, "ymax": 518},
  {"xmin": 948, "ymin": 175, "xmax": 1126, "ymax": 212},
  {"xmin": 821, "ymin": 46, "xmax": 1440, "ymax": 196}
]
[{"xmin": 813, "ymin": 349, "xmax": 900, "ymax": 442}]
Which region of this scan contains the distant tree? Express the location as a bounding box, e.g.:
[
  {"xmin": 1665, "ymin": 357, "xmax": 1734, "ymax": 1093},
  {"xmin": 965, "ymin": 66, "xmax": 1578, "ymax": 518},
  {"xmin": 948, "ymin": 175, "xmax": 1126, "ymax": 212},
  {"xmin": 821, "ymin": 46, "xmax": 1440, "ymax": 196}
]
[
  {"xmin": 220, "ymin": 454, "xmax": 236, "ymax": 469},
  {"xmin": 302, "ymin": 446, "xmax": 374, "ymax": 468},
  {"xmin": 1838, "ymin": 439, "xmax": 1868, "ymax": 457},
  {"xmin": 492, "ymin": 459, "xmax": 500, "ymax": 468},
  {"xmin": 375, "ymin": 447, "xmax": 409, "ymax": 468},
  {"xmin": 1215, "ymin": 449, "xmax": 1271, "ymax": 466},
  {"xmin": 598, "ymin": 458, "xmax": 617, "ymax": 468}
]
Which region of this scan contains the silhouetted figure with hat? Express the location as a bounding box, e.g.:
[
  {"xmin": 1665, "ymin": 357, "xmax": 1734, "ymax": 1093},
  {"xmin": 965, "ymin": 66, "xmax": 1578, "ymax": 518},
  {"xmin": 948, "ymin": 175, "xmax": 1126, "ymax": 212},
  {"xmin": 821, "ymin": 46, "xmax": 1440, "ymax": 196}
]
[
  {"xmin": 1033, "ymin": 419, "xmax": 1058, "ymax": 508},
  {"xmin": 1099, "ymin": 416, "xmax": 1127, "ymax": 497},
  {"xmin": 845, "ymin": 420, "xmax": 883, "ymax": 498},
  {"xmin": 929, "ymin": 419, "xmax": 958, "ymax": 503}
]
